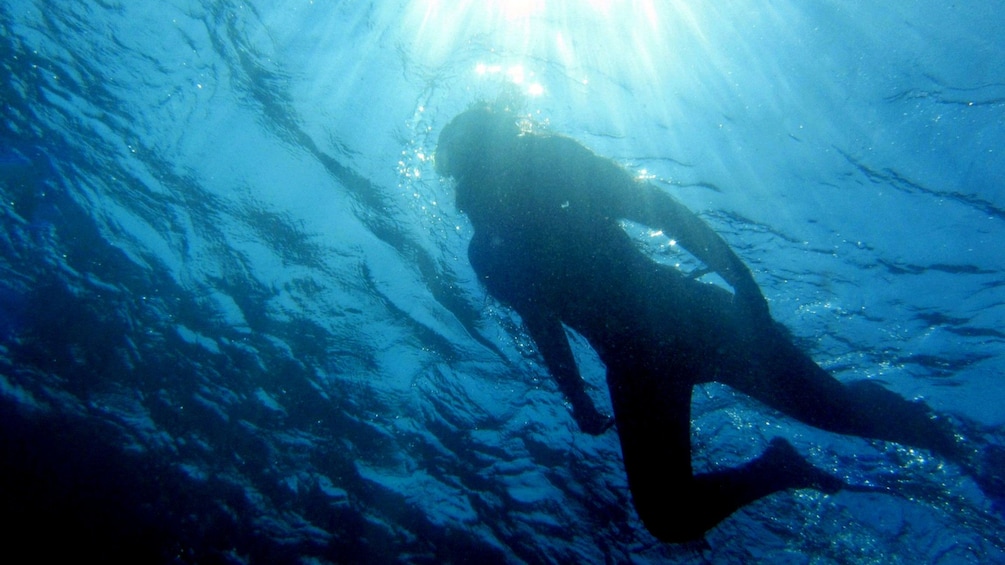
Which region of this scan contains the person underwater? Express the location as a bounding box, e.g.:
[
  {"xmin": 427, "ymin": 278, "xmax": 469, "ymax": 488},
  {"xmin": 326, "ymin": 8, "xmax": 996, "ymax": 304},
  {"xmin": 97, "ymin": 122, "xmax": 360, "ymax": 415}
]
[{"xmin": 434, "ymin": 103, "xmax": 1003, "ymax": 543}]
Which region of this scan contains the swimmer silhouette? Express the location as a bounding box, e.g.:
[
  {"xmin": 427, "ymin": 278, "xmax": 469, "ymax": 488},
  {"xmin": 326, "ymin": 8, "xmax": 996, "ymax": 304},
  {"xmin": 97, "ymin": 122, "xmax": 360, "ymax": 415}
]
[{"xmin": 435, "ymin": 103, "xmax": 986, "ymax": 542}]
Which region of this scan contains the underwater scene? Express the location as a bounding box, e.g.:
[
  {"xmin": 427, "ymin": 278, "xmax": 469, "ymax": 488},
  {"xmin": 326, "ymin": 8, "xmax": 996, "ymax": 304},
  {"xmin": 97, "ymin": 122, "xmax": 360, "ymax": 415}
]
[{"xmin": 1, "ymin": 1, "xmax": 1003, "ymax": 563}]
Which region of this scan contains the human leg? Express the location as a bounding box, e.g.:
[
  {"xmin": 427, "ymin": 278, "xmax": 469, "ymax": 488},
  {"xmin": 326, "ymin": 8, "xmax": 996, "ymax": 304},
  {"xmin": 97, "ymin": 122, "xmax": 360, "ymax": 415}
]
[
  {"xmin": 606, "ymin": 369, "xmax": 698, "ymax": 541},
  {"xmin": 717, "ymin": 324, "xmax": 968, "ymax": 462},
  {"xmin": 606, "ymin": 365, "xmax": 841, "ymax": 543}
]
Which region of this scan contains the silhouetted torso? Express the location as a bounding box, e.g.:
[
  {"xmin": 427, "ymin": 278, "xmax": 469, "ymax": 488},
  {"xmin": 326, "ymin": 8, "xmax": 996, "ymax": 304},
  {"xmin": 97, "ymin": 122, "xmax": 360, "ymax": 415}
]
[{"xmin": 463, "ymin": 135, "xmax": 734, "ymax": 379}]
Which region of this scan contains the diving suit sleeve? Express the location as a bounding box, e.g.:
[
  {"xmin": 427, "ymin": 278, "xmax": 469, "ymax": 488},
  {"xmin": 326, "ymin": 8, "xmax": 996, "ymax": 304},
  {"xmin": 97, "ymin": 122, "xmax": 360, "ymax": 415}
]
[
  {"xmin": 520, "ymin": 307, "xmax": 613, "ymax": 435},
  {"xmin": 621, "ymin": 182, "xmax": 770, "ymax": 319},
  {"xmin": 574, "ymin": 149, "xmax": 762, "ymax": 299}
]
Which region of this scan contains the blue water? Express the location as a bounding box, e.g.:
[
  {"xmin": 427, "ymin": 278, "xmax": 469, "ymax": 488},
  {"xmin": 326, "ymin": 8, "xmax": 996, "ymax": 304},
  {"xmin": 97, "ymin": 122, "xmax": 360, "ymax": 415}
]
[{"xmin": 1, "ymin": 1, "xmax": 1003, "ymax": 563}]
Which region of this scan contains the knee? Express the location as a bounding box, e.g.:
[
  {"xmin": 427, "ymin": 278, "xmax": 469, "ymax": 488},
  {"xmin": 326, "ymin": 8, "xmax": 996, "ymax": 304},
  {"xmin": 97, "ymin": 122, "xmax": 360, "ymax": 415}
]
[{"xmin": 631, "ymin": 493, "xmax": 710, "ymax": 544}]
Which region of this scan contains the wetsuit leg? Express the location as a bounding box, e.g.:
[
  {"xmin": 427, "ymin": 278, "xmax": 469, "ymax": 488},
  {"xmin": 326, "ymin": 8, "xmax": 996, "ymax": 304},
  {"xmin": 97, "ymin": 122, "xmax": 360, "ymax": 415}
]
[
  {"xmin": 715, "ymin": 323, "xmax": 965, "ymax": 461},
  {"xmin": 606, "ymin": 364, "xmax": 841, "ymax": 543},
  {"xmin": 606, "ymin": 368, "xmax": 696, "ymax": 541}
]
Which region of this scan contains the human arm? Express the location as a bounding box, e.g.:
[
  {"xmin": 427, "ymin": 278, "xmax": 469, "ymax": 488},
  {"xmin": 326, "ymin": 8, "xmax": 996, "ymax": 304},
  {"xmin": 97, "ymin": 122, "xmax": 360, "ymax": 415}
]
[
  {"xmin": 621, "ymin": 181, "xmax": 770, "ymax": 319},
  {"xmin": 520, "ymin": 307, "xmax": 613, "ymax": 435},
  {"xmin": 467, "ymin": 229, "xmax": 610, "ymax": 433},
  {"xmin": 562, "ymin": 144, "xmax": 764, "ymax": 301},
  {"xmin": 545, "ymin": 136, "xmax": 769, "ymax": 319}
]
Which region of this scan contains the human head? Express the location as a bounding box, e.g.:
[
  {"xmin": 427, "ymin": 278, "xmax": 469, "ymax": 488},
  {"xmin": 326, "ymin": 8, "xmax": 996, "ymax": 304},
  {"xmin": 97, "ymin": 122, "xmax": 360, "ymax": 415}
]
[{"xmin": 434, "ymin": 104, "xmax": 522, "ymax": 181}]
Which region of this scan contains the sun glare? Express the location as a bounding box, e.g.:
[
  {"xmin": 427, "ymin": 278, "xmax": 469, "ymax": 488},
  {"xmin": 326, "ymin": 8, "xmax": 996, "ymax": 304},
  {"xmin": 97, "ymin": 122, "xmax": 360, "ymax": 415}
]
[
  {"xmin": 405, "ymin": 0, "xmax": 712, "ymax": 124},
  {"xmin": 492, "ymin": 0, "xmax": 545, "ymax": 21}
]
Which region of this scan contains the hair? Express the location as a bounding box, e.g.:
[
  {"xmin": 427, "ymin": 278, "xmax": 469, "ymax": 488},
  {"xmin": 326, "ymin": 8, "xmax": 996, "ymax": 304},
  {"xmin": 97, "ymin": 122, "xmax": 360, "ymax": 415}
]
[{"xmin": 435, "ymin": 103, "xmax": 527, "ymax": 179}]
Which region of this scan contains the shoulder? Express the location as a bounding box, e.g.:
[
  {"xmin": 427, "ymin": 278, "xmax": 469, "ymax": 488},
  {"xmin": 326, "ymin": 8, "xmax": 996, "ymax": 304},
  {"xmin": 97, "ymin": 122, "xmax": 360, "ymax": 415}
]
[
  {"xmin": 525, "ymin": 134, "xmax": 601, "ymax": 165},
  {"xmin": 526, "ymin": 134, "xmax": 642, "ymax": 214}
]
